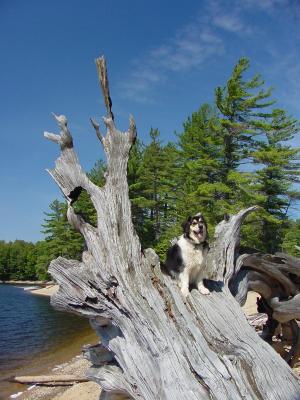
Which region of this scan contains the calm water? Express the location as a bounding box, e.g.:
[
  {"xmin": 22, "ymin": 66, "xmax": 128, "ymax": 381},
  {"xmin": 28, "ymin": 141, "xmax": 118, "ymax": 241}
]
[{"xmin": 0, "ymin": 284, "xmax": 96, "ymax": 399}]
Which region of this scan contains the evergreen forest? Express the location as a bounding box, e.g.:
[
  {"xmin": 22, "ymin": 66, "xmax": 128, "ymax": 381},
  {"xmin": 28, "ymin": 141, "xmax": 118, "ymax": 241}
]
[{"xmin": 1, "ymin": 58, "xmax": 300, "ymax": 281}]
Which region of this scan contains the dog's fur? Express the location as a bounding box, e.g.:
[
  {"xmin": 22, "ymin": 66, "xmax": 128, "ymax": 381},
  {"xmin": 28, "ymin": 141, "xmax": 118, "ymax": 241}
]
[{"xmin": 164, "ymin": 213, "xmax": 210, "ymax": 297}]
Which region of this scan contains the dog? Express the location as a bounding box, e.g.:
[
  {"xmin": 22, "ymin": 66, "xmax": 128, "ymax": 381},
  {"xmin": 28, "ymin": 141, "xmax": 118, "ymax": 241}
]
[{"xmin": 164, "ymin": 213, "xmax": 210, "ymax": 297}]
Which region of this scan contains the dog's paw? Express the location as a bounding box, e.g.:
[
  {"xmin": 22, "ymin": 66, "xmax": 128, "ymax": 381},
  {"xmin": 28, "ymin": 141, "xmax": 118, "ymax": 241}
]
[
  {"xmin": 180, "ymin": 286, "xmax": 190, "ymax": 298},
  {"xmin": 197, "ymin": 282, "xmax": 210, "ymax": 295}
]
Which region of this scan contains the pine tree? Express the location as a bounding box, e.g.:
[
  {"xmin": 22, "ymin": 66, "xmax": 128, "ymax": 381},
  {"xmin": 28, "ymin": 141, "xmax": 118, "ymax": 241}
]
[
  {"xmin": 176, "ymin": 103, "xmax": 225, "ymax": 226},
  {"xmin": 42, "ymin": 199, "xmax": 84, "ymax": 259},
  {"xmin": 6, "ymin": 240, "xmax": 35, "ymax": 280},
  {"xmin": 282, "ymin": 219, "xmax": 300, "ymax": 257},
  {"xmin": 127, "ymin": 129, "xmax": 178, "ymax": 251},
  {"xmin": 158, "ymin": 142, "xmax": 178, "ymax": 229},
  {"xmin": 41, "ymin": 160, "xmax": 107, "ymax": 271},
  {"xmin": 152, "ymin": 142, "xmax": 179, "ymax": 258},
  {"xmin": 252, "ymin": 109, "xmax": 300, "ymax": 252},
  {"xmin": 0, "ymin": 241, "xmax": 9, "ymax": 280},
  {"xmin": 24, "ymin": 242, "xmax": 37, "ymax": 280},
  {"xmin": 35, "ymin": 240, "xmax": 52, "ymax": 280},
  {"xmin": 130, "ymin": 128, "xmax": 166, "ymax": 246},
  {"xmin": 142, "ymin": 128, "xmax": 164, "ymax": 242},
  {"xmin": 127, "ymin": 139, "xmax": 149, "ymax": 243},
  {"xmin": 212, "ymin": 58, "xmax": 282, "ymax": 248},
  {"xmin": 215, "ymin": 57, "xmax": 274, "ymax": 178}
]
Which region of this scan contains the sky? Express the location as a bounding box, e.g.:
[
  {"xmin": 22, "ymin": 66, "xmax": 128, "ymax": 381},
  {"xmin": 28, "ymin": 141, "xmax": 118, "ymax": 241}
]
[{"xmin": 1, "ymin": 0, "xmax": 300, "ymax": 242}]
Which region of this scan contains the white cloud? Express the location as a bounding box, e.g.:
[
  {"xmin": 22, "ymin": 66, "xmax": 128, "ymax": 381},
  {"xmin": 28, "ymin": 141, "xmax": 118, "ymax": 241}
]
[
  {"xmin": 213, "ymin": 14, "xmax": 244, "ymax": 32},
  {"xmin": 210, "ymin": 0, "xmax": 295, "ymax": 29},
  {"xmin": 207, "ymin": 0, "xmax": 247, "ymax": 33},
  {"xmin": 119, "ymin": 0, "xmax": 296, "ymax": 103},
  {"xmin": 270, "ymin": 54, "xmax": 300, "ymax": 113},
  {"xmin": 120, "ymin": 19, "xmax": 224, "ymax": 103},
  {"xmin": 242, "ymin": 0, "xmax": 288, "ymax": 12},
  {"xmin": 153, "ymin": 24, "xmax": 223, "ymax": 71}
]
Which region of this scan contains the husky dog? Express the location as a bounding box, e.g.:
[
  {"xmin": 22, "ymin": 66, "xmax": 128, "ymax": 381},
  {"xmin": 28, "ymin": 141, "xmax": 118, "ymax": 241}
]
[{"xmin": 164, "ymin": 213, "xmax": 210, "ymax": 297}]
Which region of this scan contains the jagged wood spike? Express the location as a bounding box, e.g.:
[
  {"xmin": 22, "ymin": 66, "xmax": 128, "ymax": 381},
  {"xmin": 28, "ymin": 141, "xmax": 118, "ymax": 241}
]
[
  {"xmin": 95, "ymin": 56, "xmax": 114, "ymax": 121},
  {"xmin": 90, "ymin": 117, "xmax": 104, "ymax": 143}
]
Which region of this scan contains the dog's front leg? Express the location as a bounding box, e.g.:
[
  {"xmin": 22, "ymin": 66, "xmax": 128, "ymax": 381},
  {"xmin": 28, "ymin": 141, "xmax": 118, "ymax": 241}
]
[
  {"xmin": 197, "ymin": 279, "xmax": 210, "ymax": 295},
  {"xmin": 178, "ymin": 271, "xmax": 189, "ymax": 297}
]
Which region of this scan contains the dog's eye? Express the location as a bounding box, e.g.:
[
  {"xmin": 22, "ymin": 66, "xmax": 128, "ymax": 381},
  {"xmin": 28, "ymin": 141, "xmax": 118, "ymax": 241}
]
[{"xmin": 192, "ymin": 221, "xmax": 197, "ymax": 226}]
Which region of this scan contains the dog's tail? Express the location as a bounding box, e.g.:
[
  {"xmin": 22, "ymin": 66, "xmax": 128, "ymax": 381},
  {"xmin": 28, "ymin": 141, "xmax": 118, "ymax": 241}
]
[
  {"xmin": 160, "ymin": 262, "xmax": 168, "ymax": 275},
  {"xmin": 160, "ymin": 261, "xmax": 177, "ymax": 279}
]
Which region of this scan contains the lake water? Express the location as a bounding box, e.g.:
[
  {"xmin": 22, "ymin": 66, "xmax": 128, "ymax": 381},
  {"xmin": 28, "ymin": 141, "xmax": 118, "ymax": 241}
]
[{"xmin": 0, "ymin": 284, "xmax": 97, "ymax": 399}]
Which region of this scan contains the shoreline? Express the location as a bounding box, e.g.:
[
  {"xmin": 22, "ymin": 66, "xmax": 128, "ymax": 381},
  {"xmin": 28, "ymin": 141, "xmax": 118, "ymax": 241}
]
[
  {"xmin": 29, "ymin": 284, "xmax": 59, "ymax": 297},
  {"xmin": 0, "ymin": 281, "xmax": 59, "ymax": 297},
  {"xmin": 16, "ymin": 352, "xmax": 101, "ymax": 400},
  {"xmin": 25, "ymin": 284, "xmax": 100, "ymax": 399},
  {"xmin": 0, "ymin": 280, "xmax": 52, "ymax": 287},
  {"xmin": 6, "ymin": 314, "xmax": 99, "ymax": 400},
  {"xmin": 2, "ymin": 283, "xmax": 99, "ymax": 400}
]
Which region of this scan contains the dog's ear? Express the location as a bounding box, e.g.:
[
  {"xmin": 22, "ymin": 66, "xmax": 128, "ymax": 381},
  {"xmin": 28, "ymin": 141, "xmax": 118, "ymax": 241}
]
[
  {"xmin": 182, "ymin": 216, "xmax": 192, "ymax": 235},
  {"xmin": 201, "ymin": 214, "xmax": 207, "ymax": 227},
  {"xmin": 200, "ymin": 214, "xmax": 209, "ymax": 241},
  {"xmin": 224, "ymin": 213, "xmax": 230, "ymax": 222}
]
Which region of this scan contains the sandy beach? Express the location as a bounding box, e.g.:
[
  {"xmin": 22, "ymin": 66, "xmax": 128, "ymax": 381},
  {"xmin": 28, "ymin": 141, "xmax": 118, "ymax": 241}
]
[
  {"xmin": 16, "ymin": 354, "xmax": 101, "ymax": 400},
  {"xmin": 29, "ymin": 285, "xmax": 59, "ymax": 297},
  {"xmin": 28, "ymin": 284, "xmax": 101, "ymax": 400},
  {"xmin": 6, "ymin": 284, "xmax": 100, "ymax": 400},
  {"xmin": 242, "ymin": 291, "xmax": 260, "ymax": 315}
]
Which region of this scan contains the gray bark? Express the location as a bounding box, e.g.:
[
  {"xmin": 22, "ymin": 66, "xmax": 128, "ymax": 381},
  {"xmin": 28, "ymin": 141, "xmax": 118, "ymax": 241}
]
[{"xmin": 45, "ymin": 56, "xmax": 300, "ymax": 400}]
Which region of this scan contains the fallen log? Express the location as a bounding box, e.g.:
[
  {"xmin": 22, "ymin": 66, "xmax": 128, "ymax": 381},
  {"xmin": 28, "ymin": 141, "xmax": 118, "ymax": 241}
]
[{"xmin": 12, "ymin": 375, "xmax": 88, "ymax": 385}]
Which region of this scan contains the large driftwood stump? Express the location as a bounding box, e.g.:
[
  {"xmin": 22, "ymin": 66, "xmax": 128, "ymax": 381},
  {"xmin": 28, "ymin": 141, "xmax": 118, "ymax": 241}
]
[{"xmin": 45, "ymin": 56, "xmax": 300, "ymax": 400}]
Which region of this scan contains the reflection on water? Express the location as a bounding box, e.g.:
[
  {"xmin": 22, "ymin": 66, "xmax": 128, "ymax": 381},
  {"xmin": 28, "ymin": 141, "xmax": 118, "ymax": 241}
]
[{"xmin": 0, "ymin": 284, "xmax": 97, "ymax": 398}]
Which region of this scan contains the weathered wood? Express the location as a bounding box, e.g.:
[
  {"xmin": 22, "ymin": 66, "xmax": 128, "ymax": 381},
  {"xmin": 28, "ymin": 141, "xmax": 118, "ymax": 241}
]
[
  {"xmin": 31, "ymin": 382, "xmax": 77, "ymax": 387},
  {"xmin": 13, "ymin": 375, "xmax": 88, "ymax": 384},
  {"xmin": 45, "ymin": 55, "xmax": 300, "ymax": 400},
  {"xmin": 230, "ymin": 249, "xmax": 300, "ymax": 366},
  {"xmin": 83, "ymin": 343, "xmax": 115, "ymax": 365}
]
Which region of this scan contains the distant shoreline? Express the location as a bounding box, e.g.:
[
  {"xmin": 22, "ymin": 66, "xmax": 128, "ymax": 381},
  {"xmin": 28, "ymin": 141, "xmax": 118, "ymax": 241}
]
[
  {"xmin": 0, "ymin": 283, "xmax": 99, "ymax": 399},
  {"xmin": 0, "ymin": 280, "xmax": 51, "ymax": 285},
  {"xmin": 0, "ymin": 281, "xmax": 59, "ymax": 297}
]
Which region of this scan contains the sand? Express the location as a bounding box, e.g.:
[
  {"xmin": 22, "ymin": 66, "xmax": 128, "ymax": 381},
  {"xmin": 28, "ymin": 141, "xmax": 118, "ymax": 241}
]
[
  {"xmin": 17, "ymin": 354, "xmax": 101, "ymax": 400},
  {"xmin": 29, "ymin": 285, "xmax": 59, "ymax": 297},
  {"xmin": 242, "ymin": 291, "xmax": 260, "ymax": 316},
  {"xmin": 52, "ymin": 381, "xmax": 100, "ymax": 400}
]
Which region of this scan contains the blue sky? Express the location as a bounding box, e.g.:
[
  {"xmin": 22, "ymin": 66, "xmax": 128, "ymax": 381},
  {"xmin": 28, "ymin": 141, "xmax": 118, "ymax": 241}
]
[{"xmin": 1, "ymin": 0, "xmax": 300, "ymax": 242}]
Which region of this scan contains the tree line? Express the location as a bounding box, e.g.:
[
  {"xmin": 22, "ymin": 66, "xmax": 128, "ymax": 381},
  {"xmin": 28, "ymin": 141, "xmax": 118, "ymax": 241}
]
[{"xmin": 1, "ymin": 57, "xmax": 300, "ymax": 281}]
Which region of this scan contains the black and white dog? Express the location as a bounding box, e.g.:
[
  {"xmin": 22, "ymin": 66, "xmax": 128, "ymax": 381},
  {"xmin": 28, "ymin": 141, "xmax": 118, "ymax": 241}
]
[{"xmin": 164, "ymin": 213, "xmax": 210, "ymax": 297}]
